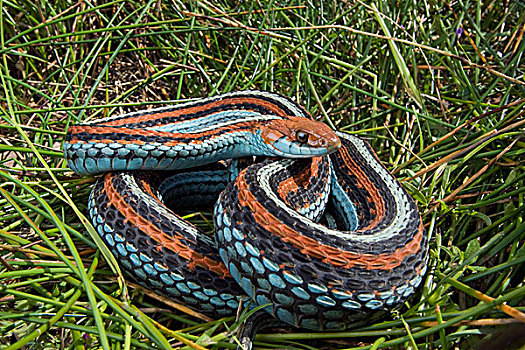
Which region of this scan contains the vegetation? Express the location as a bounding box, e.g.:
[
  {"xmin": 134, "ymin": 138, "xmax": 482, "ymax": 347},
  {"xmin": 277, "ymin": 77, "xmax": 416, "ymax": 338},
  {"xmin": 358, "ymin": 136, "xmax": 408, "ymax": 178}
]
[{"xmin": 0, "ymin": 1, "xmax": 524, "ymax": 349}]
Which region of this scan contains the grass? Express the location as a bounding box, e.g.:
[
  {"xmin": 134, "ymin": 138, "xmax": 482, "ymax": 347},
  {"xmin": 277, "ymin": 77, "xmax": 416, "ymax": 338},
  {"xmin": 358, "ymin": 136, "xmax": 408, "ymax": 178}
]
[{"xmin": 0, "ymin": 0, "xmax": 524, "ymax": 349}]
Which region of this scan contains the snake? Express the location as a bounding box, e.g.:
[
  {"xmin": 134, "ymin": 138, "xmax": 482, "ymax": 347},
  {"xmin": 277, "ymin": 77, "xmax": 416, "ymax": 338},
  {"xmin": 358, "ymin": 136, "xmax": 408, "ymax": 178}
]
[{"xmin": 64, "ymin": 91, "xmax": 428, "ymax": 339}]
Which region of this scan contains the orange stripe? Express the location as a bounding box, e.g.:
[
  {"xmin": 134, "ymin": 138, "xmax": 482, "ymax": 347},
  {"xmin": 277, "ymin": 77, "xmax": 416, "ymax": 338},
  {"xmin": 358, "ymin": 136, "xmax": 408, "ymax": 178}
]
[
  {"xmin": 69, "ymin": 122, "xmax": 254, "ymax": 139},
  {"xmin": 236, "ymin": 170, "xmax": 423, "ymax": 271},
  {"xmin": 139, "ymin": 179, "xmax": 163, "ymax": 204},
  {"xmin": 103, "ymin": 173, "xmax": 231, "ymax": 278},
  {"xmin": 69, "ymin": 138, "xmax": 147, "ymax": 145},
  {"xmin": 277, "ymin": 157, "xmax": 322, "ymax": 206},
  {"xmin": 96, "ymin": 97, "xmax": 290, "ymax": 126},
  {"xmin": 68, "ymin": 127, "xmax": 251, "ymax": 148},
  {"xmin": 338, "ymin": 146, "xmax": 386, "ymax": 231}
]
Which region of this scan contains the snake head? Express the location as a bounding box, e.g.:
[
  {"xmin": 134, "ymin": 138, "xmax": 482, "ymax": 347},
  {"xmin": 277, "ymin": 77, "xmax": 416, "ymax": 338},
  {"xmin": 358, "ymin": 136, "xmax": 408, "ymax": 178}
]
[{"xmin": 259, "ymin": 116, "xmax": 341, "ymax": 157}]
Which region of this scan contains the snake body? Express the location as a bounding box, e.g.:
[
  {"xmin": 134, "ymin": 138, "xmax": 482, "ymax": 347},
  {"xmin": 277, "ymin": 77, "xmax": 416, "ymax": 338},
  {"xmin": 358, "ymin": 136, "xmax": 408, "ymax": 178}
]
[{"xmin": 64, "ymin": 91, "xmax": 428, "ymax": 332}]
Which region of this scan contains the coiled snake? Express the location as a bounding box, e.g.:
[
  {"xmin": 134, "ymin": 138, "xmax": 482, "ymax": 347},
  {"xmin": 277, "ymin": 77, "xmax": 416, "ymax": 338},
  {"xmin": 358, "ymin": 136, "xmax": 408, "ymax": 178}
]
[{"xmin": 64, "ymin": 91, "xmax": 428, "ymax": 346}]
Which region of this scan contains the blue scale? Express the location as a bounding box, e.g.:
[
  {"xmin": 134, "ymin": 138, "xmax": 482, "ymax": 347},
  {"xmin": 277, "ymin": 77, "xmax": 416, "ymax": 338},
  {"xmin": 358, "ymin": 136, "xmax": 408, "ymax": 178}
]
[
  {"xmin": 159, "ymin": 273, "xmax": 175, "ymax": 286},
  {"xmin": 300, "ymin": 318, "xmax": 320, "ymax": 329},
  {"xmin": 209, "ymin": 297, "xmax": 225, "ymax": 307},
  {"xmin": 274, "ymin": 293, "xmax": 294, "ymax": 306},
  {"xmin": 125, "ymin": 243, "xmax": 138, "ymax": 253},
  {"xmin": 97, "ymin": 158, "xmax": 111, "ymax": 170},
  {"xmin": 262, "ymin": 257, "xmax": 280, "ymax": 272},
  {"xmin": 332, "ymin": 290, "xmax": 353, "ymax": 300},
  {"xmin": 257, "ymin": 278, "xmax": 272, "ymax": 292},
  {"xmin": 169, "ymin": 272, "xmax": 184, "ymax": 281},
  {"xmin": 268, "ymin": 274, "xmax": 286, "ymax": 289},
  {"xmin": 117, "ymin": 148, "xmax": 130, "ymax": 156},
  {"xmin": 154, "ymin": 262, "xmax": 169, "ymax": 272},
  {"xmin": 291, "ymin": 287, "xmax": 310, "ymax": 300},
  {"xmin": 219, "ymin": 293, "xmax": 234, "ymax": 301},
  {"xmin": 149, "ymin": 280, "xmax": 163, "ymax": 288},
  {"xmin": 115, "ymin": 243, "xmax": 127, "ymax": 257},
  {"xmin": 276, "ymin": 308, "xmax": 296, "ymax": 325},
  {"xmin": 142, "ymin": 264, "xmax": 157, "ymax": 276},
  {"xmin": 244, "ymin": 242, "xmax": 260, "ymax": 256},
  {"xmin": 256, "ymin": 294, "xmax": 271, "ymax": 307},
  {"xmin": 186, "ymin": 281, "xmax": 200, "ymax": 290},
  {"xmin": 112, "ymin": 158, "xmax": 128, "ymax": 170},
  {"xmin": 241, "ymin": 277, "xmax": 255, "ymax": 299},
  {"xmin": 325, "ymin": 321, "xmax": 345, "ymax": 330},
  {"xmin": 365, "ymin": 300, "xmax": 384, "ymax": 309},
  {"xmin": 234, "ymin": 241, "xmax": 247, "ymax": 257},
  {"xmin": 222, "ymin": 226, "xmax": 232, "ymax": 242},
  {"xmin": 226, "ymin": 299, "xmax": 239, "ymax": 309},
  {"xmin": 203, "ymin": 288, "xmax": 218, "ymax": 296},
  {"xmin": 357, "ymin": 293, "xmax": 375, "ymax": 302},
  {"xmin": 240, "ymin": 261, "xmax": 253, "ymax": 275},
  {"xmin": 182, "ymin": 296, "xmax": 198, "ymax": 305},
  {"xmin": 104, "ymin": 234, "xmax": 115, "ymax": 246},
  {"xmin": 193, "ymin": 291, "xmax": 209, "ymax": 302},
  {"xmin": 134, "ymin": 268, "xmax": 147, "ymax": 280},
  {"xmin": 128, "ymin": 253, "xmax": 142, "ymax": 266},
  {"xmin": 308, "ymin": 283, "xmax": 328, "ymax": 294},
  {"xmin": 166, "ymin": 287, "xmax": 181, "ymax": 297},
  {"xmin": 175, "ymin": 282, "xmax": 191, "ymax": 294},
  {"xmin": 101, "ymin": 148, "xmax": 114, "ymax": 156},
  {"xmin": 342, "ymin": 300, "xmax": 361, "ymax": 310},
  {"xmin": 298, "ymin": 304, "xmax": 317, "ymax": 315},
  {"xmin": 231, "ymin": 227, "xmax": 244, "ymax": 240},
  {"xmin": 283, "ymin": 271, "xmax": 303, "ymax": 285},
  {"xmin": 316, "ymin": 295, "xmax": 336, "ymax": 307},
  {"xmin": 228, "ymin": 262, "xmax": 241, "ymax": 284},
  {"xmin": 218, "ymin": 248, "xmax": 229, "ymax": 266},
  {"xmin": 139, "ymin": 253, "xmax": 153, "ymax": 263}
]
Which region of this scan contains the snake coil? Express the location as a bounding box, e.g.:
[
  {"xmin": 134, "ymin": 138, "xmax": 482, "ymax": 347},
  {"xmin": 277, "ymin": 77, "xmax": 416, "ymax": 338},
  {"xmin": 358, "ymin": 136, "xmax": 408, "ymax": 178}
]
[{"xmin": 64, "ymin": 91, "xmax": 429, "ymax": 340}]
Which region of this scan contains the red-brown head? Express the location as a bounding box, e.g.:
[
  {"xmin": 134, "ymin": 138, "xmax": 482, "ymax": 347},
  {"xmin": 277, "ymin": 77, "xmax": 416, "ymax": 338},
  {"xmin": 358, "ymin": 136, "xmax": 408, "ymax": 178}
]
[{"xmin": 258, "ymin": 116, "xmax": 341, "ymax": 157}]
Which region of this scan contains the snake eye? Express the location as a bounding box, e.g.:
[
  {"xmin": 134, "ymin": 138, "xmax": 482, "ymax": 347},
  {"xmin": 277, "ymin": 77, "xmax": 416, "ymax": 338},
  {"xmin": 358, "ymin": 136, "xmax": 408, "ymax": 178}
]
[{"xmin": 296, "ymin": 130, "xmax": 309, "ymax": 144}]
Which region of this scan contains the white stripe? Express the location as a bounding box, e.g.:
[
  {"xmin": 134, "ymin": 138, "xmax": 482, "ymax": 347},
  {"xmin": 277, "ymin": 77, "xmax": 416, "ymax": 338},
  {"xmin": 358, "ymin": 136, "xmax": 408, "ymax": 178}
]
[
  {"xmin": 83, "ymin": 91, "xmax": 308, "ymax": 125},
  {"xmin": 151, "ymin": 114, "xmax": 281, "ymax": 134},
  {"xmin": 150, "ymin": 110, "xmax": 260, "ymax": 132},
  {"xmin": 255, "ymin": 91, "xmax": 309, "ymax": 117}
]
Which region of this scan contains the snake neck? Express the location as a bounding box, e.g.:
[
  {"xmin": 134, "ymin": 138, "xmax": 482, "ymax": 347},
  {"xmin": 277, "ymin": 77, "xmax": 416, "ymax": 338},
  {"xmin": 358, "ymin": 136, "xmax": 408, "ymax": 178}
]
[
  {"xmin": 64, "ymin": 117, "xmax": 338, "ymax": 175},
  {"xmin": 63, "ymin": 91, "xmax": 340, "ymax": 176}
]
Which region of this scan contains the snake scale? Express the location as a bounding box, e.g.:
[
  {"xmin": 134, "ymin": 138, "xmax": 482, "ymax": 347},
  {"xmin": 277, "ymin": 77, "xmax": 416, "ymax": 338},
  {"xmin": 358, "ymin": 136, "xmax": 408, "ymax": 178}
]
[{"xmin": 64, "ymin": 91, "xmax": 428, "ymax": 338}]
